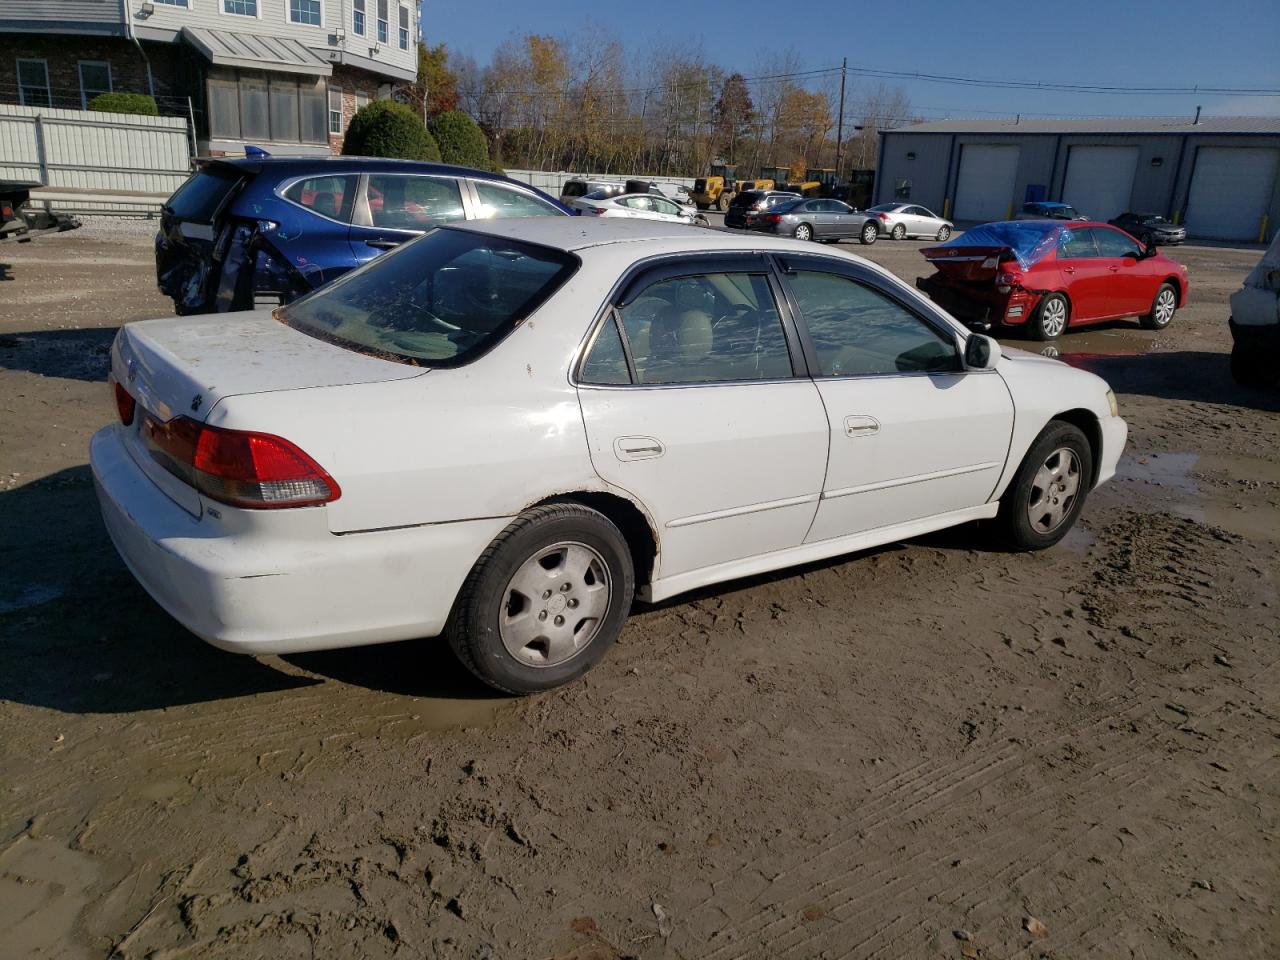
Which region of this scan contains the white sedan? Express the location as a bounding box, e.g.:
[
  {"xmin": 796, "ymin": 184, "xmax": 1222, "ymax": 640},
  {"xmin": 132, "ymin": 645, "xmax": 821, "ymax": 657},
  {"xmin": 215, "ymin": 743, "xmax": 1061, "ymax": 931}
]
[
  {"xmin": 567, "ymin": 190, "xmax": 709, "ymax": 227},
  {"xmin": 92, "ymin": 218, "xmax": 1126, "ymax": 694}
]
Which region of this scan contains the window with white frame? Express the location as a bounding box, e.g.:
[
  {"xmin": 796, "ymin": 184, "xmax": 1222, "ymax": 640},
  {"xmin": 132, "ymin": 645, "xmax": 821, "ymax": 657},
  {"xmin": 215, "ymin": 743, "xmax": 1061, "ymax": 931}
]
[
  {"xmin": 328, "ymin": 86, "xmax": 344, "ymax": 135},
  {"xmin": 355, "ymin": 89, "xmax": 369, "ymax": 112},
  {"xmin": 376, "ymin": 0, "xmax": 388, "ymax": 44},
  {"xmin": 153, "ymin": 0, "xmax": 189, "ymax": 5},
  {"xmin": 398, "ymin": 5, "xmax": 409, "ymax": 49},
  {"xmin": 352, "ymin": 0, "xmax": 365, "ymax": 34},
  {"xmin": 78, "ymin": 61, "xmax": 112, "ymax": 109},
  {"xmin": 289, "ymin": 0, "xmax": 321, "ymax": 25},
  {"xmin": 16, "ymin": 59, "xmax": 50, "ymax": 107},
  {"xmin": 223, "ymin": 0, "xmax": 257, "ymax": 16}
]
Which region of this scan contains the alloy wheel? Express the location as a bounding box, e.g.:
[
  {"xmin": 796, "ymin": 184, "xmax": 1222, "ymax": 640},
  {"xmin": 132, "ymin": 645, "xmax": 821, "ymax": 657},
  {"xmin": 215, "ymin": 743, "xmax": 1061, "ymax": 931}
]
[
  {"xmin": 1153, "ymin": 288, "xmax": 1176, "ymax": 326},
  {"xmin": 1040, "ymin": 297, "xmax": 1068, "ymax": 338}
]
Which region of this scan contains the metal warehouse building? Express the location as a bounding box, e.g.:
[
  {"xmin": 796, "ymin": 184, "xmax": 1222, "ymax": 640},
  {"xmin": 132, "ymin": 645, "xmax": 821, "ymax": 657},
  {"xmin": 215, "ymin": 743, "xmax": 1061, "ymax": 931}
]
[{"xmin": 876, "ymin": 117, "xmax": 1280, "ymax": 242}]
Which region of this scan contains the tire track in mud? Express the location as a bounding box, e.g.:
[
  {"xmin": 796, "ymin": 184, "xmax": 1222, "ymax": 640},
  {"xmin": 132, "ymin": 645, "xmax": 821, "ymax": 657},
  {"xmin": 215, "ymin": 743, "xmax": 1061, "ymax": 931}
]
[{"xmin": 679, "ymin": 511, "xmax": 1279, "ymax": 960}]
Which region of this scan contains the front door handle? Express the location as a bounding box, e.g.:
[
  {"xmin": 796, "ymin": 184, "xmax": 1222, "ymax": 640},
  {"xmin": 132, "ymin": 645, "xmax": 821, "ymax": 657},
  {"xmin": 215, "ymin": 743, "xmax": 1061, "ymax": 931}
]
[
  {"xmin": 844, "ymin": 415, "xmax": 880, "ymax": 438},
  {"xmin": 366, "ymin": 239, "xmax": 401, "ymax": 250},
  {"xmin": 1062, "ymin": 266, "xmax": 1076, "ymax": 274},
  {"xmin": 614, "ymin": 436, "xmax": 665, "ymax": 461}
]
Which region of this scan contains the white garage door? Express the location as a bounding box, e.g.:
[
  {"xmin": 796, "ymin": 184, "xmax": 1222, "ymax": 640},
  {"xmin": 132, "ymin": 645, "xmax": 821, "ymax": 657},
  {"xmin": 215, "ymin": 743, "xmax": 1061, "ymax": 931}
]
[
  {"xmin": 954, "ymin": 144, "xmax": 1020, "ymax": 222},
  {"xmin": 1062, "ymin": 145, "xmax": 1139, "ymax": 221},
  {"xmin": 1185, "ymin": 147, "xmax": 1280, "ymax": 241}
]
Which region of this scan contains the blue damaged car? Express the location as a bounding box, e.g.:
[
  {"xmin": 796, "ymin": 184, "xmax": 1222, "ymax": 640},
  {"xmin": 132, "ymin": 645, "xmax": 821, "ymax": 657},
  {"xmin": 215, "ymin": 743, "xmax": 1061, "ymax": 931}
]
[{"xmin": 155, "ymin": 154, "xmax": 571, "ymax": 314}]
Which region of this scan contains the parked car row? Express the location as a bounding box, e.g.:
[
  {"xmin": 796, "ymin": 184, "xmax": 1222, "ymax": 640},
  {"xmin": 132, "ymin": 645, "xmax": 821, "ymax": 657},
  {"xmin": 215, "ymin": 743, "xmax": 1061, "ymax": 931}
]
[{"xmin": 725, "ymin": 195, "xmax": 954, "ymax": 245}]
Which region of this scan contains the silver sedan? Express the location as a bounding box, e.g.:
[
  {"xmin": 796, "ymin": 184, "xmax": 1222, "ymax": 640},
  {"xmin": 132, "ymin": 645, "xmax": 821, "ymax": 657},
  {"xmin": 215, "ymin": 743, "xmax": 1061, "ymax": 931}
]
[
  {"xmin": 741, "ymin": 197, "xmax": 881, "ymax": 244},
  {"xmin": 867, "ymin": 202, "xmax": 953, "ymax": 241}
]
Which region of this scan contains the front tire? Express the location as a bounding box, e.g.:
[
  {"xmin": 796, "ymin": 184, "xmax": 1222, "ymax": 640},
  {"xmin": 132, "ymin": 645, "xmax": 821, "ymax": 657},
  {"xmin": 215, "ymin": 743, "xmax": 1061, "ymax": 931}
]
[
  {"xmin": 693, "ymin": 214, "xmax": 709, "ymax": 227},
  {"xmin": 891, "ymin": 223, "xmax": 907, "ymax": 240},
  {"xmin": 859, "ymin": 222, "xmax": 878, "ymax": 244},
  {"xmin": 995, "ymin": 421, "xmax": 1093, "ymax": 551},
  {"xmin": 794, "ymin": 223, "xmax": 814, "ymax": 241},
  {"xmin": 444, "ymin": 503, "xmax": 635, "ymax": 695},
  {"xmin": 717, "ymin": 193, "xmax": 731, "ymax": 212},
  {"xmin": 1029, "ymin": 292, "xmax": 1069, "ymax": 341},
  {"xmin": 1140, "ymin": 282, "xmax": 1177, "ymax": 330}
]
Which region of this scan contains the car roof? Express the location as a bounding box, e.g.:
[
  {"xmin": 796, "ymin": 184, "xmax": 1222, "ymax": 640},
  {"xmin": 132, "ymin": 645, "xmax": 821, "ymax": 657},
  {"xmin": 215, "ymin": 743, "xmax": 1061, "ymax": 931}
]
[
  {"xmin": 448, "ymin": 215, "xmax": 864, "ymax": 255},
  {"xmin": 209, "ymin": 154, "xmax": 519, "ymax": 185}
]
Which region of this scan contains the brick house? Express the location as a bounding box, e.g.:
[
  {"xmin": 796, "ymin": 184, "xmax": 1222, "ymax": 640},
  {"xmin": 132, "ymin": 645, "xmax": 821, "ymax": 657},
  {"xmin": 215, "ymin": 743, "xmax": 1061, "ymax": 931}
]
[{"xmin": 0, "ymin": 0, "xmax": 419, "ymax": 155}]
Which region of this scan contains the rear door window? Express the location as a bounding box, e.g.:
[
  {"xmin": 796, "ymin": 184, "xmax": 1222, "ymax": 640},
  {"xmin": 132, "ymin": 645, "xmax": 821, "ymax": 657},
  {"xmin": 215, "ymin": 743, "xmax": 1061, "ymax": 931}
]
[
  {"xmin": 473, "ymin": 181, "xmax": 563, "ymax": 218},
  {"xmin": 165, "ymin": 166, "xmax": 243, "ymax": 223},
  {"xmin": 1058, "ymin": 228, "xmax": 1099, "ymax": 259},
  {"xmin": 283, "ymin": 174, "xmax": 357, "ymax": 222},
  {"xmin": 366, "ymin": 175, "xmax": 465, "ymax": 231}
]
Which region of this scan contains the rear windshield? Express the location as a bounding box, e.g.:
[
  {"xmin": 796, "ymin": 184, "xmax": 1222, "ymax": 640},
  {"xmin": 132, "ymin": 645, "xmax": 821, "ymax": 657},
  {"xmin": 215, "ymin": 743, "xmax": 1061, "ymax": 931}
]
[
  {"xmin": 165, "ymin": 165, "xmax": 242, "ymax": 223},
  {"xmin": 868, "ymin": 203, "xmax": 899, "ymax": 212},
  {"xmin": 277, "ymin": 229, "xmax": 578, "ymax": 367},
  {"xmin": 561, "ymin": 181, "xmax": 589, "ymax": 198},
  {"xmin": 772, "ymin": 198, "xmax": 804, "ymax": 213},
  {"xmin": 731, "ymin": 191, "xmax": 765, "ymax": 208}
]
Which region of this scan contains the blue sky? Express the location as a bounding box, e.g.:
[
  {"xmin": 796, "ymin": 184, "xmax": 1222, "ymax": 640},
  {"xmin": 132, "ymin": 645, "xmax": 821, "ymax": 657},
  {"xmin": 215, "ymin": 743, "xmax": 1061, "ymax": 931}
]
[{"xmin": 426, "ymin": 0, "xmax": 1280, "ymax": 120}]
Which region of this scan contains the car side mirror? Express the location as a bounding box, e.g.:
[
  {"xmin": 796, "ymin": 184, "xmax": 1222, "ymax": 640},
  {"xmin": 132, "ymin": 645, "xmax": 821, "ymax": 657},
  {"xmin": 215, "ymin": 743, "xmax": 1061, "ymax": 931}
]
[{"xmin": 963, "ymin": 334, "xmax": 1001, "ymax": 370}]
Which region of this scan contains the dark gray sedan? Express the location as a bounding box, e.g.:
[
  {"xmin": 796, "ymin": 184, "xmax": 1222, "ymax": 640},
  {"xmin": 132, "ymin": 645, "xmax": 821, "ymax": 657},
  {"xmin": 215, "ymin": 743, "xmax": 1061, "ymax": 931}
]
[{"xmin": 741, "ymin": 197, "xmax": 879, "ymax": 244}]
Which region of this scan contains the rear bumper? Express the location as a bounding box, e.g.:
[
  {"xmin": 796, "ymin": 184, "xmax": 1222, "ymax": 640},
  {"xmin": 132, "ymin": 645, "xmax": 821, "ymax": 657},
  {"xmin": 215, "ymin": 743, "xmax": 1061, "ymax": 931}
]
[
  {"xmin": 916, "ymin": 274, "xmax": 1033, "ymax": 328},
  {"xmin": 91, "ymin": 425, "xmax": 508, "ymax": 655}
]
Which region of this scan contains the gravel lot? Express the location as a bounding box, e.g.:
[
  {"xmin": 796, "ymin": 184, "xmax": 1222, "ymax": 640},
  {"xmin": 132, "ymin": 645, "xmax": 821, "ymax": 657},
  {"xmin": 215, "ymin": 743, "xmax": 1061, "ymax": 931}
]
[{"xmin": 1, "ymin": 222, "xmax": 1277, "ymax": 960}]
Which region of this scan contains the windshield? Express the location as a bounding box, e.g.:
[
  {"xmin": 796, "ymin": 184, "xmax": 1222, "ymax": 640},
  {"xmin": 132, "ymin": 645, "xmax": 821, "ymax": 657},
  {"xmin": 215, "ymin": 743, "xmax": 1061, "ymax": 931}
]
[
  {"xmin": 277, "ymin": 229, "xmax": 578, "ymax": 367},
  {"xmin": 561, "ymin": 181, "xmax": 588, "ymax": 198}
]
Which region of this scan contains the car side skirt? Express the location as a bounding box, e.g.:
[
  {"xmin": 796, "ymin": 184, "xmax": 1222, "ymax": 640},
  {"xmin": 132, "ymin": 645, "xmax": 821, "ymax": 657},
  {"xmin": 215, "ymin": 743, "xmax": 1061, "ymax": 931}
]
[{"xmin": 640, "ymin": 502, "xmax": 1000, "ymax": 603}]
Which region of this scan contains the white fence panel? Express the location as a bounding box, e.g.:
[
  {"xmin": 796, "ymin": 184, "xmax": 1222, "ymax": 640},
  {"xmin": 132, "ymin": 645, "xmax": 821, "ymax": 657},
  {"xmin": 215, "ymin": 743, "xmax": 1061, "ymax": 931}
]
[{"xmin": 0, "ymin": 103, "xmax": 191, "ymax": 215}]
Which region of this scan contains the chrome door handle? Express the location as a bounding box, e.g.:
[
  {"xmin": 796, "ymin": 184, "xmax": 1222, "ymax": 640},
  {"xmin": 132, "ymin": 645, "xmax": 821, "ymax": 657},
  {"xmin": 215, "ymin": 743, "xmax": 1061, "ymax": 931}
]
[
  {"xmin": 614, "ymin": 436, "xmax": 665, "ymax": 461},
  {"xmin": 843, "ymin": 415, "xmax": 880, "ymax": 438},
  {"xmin": 366, "ymin": 239, "xmax": 401, "ymax": 250}
]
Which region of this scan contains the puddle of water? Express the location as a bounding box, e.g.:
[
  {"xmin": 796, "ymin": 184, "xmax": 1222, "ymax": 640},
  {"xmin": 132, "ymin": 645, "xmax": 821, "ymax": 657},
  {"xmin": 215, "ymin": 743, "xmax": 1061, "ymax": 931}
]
[
  {"xmin": 1115, "ymin": 451, "xmax": 1280, "ymax": 542},
  {"xmin": 1000, "ymin": 327, "xmax": 1157, "ymax": 363}
]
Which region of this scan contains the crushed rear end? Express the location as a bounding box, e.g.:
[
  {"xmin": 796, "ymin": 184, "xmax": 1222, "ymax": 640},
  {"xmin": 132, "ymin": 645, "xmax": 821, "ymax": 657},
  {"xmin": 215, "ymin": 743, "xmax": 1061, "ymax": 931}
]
[{"xmin": 918, "ymin": 222, "xmax": 1061, "ymax": 329}]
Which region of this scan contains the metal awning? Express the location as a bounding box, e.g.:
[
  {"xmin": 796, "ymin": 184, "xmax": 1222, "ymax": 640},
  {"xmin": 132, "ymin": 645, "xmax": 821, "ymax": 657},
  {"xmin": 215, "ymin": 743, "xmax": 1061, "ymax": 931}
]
[{"xmin": 181, "ymin": 26, "xmax": 332, "ymax": 77}]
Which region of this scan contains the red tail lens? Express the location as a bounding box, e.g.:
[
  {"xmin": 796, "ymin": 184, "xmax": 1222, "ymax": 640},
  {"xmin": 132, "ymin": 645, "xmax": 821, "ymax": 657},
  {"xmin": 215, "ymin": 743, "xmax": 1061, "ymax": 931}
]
[
  {"xmin": 876, "ymin": 212, "xmax": 890, "ymax": 221},
  {"xmin": 142, "ymin": 414, "xmax": 339, "ymax": 509},
  {"xmin": 589, "ymin": 206, "xmax": 608, "ymax": 215},
  {"xmin": 1, "ymin": 203, "xmax": 12, "ymax": 218},
  {"xmin": 113, "ymin": 381, "xmax": 136, "ymax": 426},
  {"xmin": 767, "ymin": 214, "xmax": 782, "ymax": 224},
  {"xmin": 997, "ymin": 272, "xmax": 1022, "ymax": 285}
]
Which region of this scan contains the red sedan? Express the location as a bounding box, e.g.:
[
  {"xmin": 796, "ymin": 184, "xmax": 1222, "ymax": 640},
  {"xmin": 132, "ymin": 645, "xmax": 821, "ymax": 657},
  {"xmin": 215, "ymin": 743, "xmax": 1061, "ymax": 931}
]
[{"xmin": 918, "ymin": 220, "xmax": 1189, "ymax": 340}]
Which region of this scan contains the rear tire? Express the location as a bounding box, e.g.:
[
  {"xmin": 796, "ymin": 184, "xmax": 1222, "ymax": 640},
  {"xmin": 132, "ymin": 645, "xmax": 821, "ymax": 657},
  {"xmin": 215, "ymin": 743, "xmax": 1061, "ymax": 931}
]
[
  {"xmin": 1140, "ymin": 282, "xmax": 1177, "ymax": 330},
  {"xmin": 444, "ymin": 503, "xmax": 635, "ymax": 695},
  {"xmin": 859, "ymin": 222, "xmax": 878, "ymax": 244},
  {"xmin": 1028, "ymin": 292, "xmax": 1069, "ymax": 341},
  {"xmin": 717, "ymin": 193, "xmax": 731, "ymax": 212},
  {"xmin": 995, "ymin": 421, "xmax": 1093, "ymax": 551},
  {"xmin": 891, "ymin": 223, "xmax": 907, "ymax": 240},
  {"xmin": 693, "ymin": 214, "xmax": 709, "ymax": 227},
  {"xmin": 794, "ymin": 223, "xmax": 814, "ymax": 241},
  {"xmin": 935, "ymin": 225, "xmax": 952, "ymax": 241}
]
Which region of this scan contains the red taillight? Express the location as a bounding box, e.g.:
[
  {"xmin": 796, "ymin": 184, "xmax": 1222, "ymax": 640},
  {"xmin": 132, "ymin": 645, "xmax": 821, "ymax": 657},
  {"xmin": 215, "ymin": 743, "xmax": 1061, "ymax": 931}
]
[
  {"xmin": 113, "ymin": 380, "xmax": 136, "ymax": 426},
  {"xmin": 589, "ymin": 206, "xmax": 608, "ymax": 215},
  {"xmin": 876, "ymin": 212, "xmax": 890, "ymax": 221},
  {"xmin": 997, "ymin": 272, "xmax": 1022, "ymax": 286},
  {"xmin": 141, "ymin": 414, "xmax": 339, "ymax": 509},
  {"xmin": 767, "ymin": 214, "xmax": 782, "ymax": 224},
  {"xmin": 1, "ymin": 203, "xmax": 12, "ymax": 219}
]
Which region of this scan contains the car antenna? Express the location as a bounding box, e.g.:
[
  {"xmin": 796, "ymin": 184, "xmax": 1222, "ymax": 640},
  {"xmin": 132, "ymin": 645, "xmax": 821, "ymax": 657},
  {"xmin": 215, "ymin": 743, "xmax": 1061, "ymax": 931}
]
[{"xmin": 244, "ymin": 145, "xmax": 272, "ymax": 158}]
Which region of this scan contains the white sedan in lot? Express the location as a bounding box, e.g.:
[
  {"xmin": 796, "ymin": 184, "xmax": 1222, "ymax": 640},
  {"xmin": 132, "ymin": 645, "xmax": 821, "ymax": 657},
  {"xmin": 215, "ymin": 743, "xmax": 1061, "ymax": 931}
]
[
  {"xmin": 566, "ymin": 190, "xmax": 709, "ymax": 226},
  {"xmin": 92, "ymin": 218, "xmax": 1126, "ymax": 694}
]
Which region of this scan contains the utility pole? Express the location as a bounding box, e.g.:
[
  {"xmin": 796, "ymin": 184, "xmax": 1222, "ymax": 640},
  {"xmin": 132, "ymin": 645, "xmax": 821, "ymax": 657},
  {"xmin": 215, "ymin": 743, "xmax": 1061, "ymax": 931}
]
[{"xmin": 834, "ymin": 57, "xmax": 847, "ymax": 180}]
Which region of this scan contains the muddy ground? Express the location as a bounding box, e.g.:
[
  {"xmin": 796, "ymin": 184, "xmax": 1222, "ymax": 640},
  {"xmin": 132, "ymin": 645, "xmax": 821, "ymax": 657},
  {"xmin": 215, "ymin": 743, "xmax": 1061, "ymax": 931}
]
[{"xmin": 1, "ymin": 224, "xmax": 1277, "ymax": 960}]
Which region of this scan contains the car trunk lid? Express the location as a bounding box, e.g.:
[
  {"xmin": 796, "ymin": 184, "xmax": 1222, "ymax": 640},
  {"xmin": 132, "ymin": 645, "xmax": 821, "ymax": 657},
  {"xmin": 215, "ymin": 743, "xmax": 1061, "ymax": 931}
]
[
  {"xmin": 111, "ymin": 310, "xmax": 427, "ymax": 516},
  {"xmin": 920, "ymin": 244, "xmax": 1009, "ymax": 282}
]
